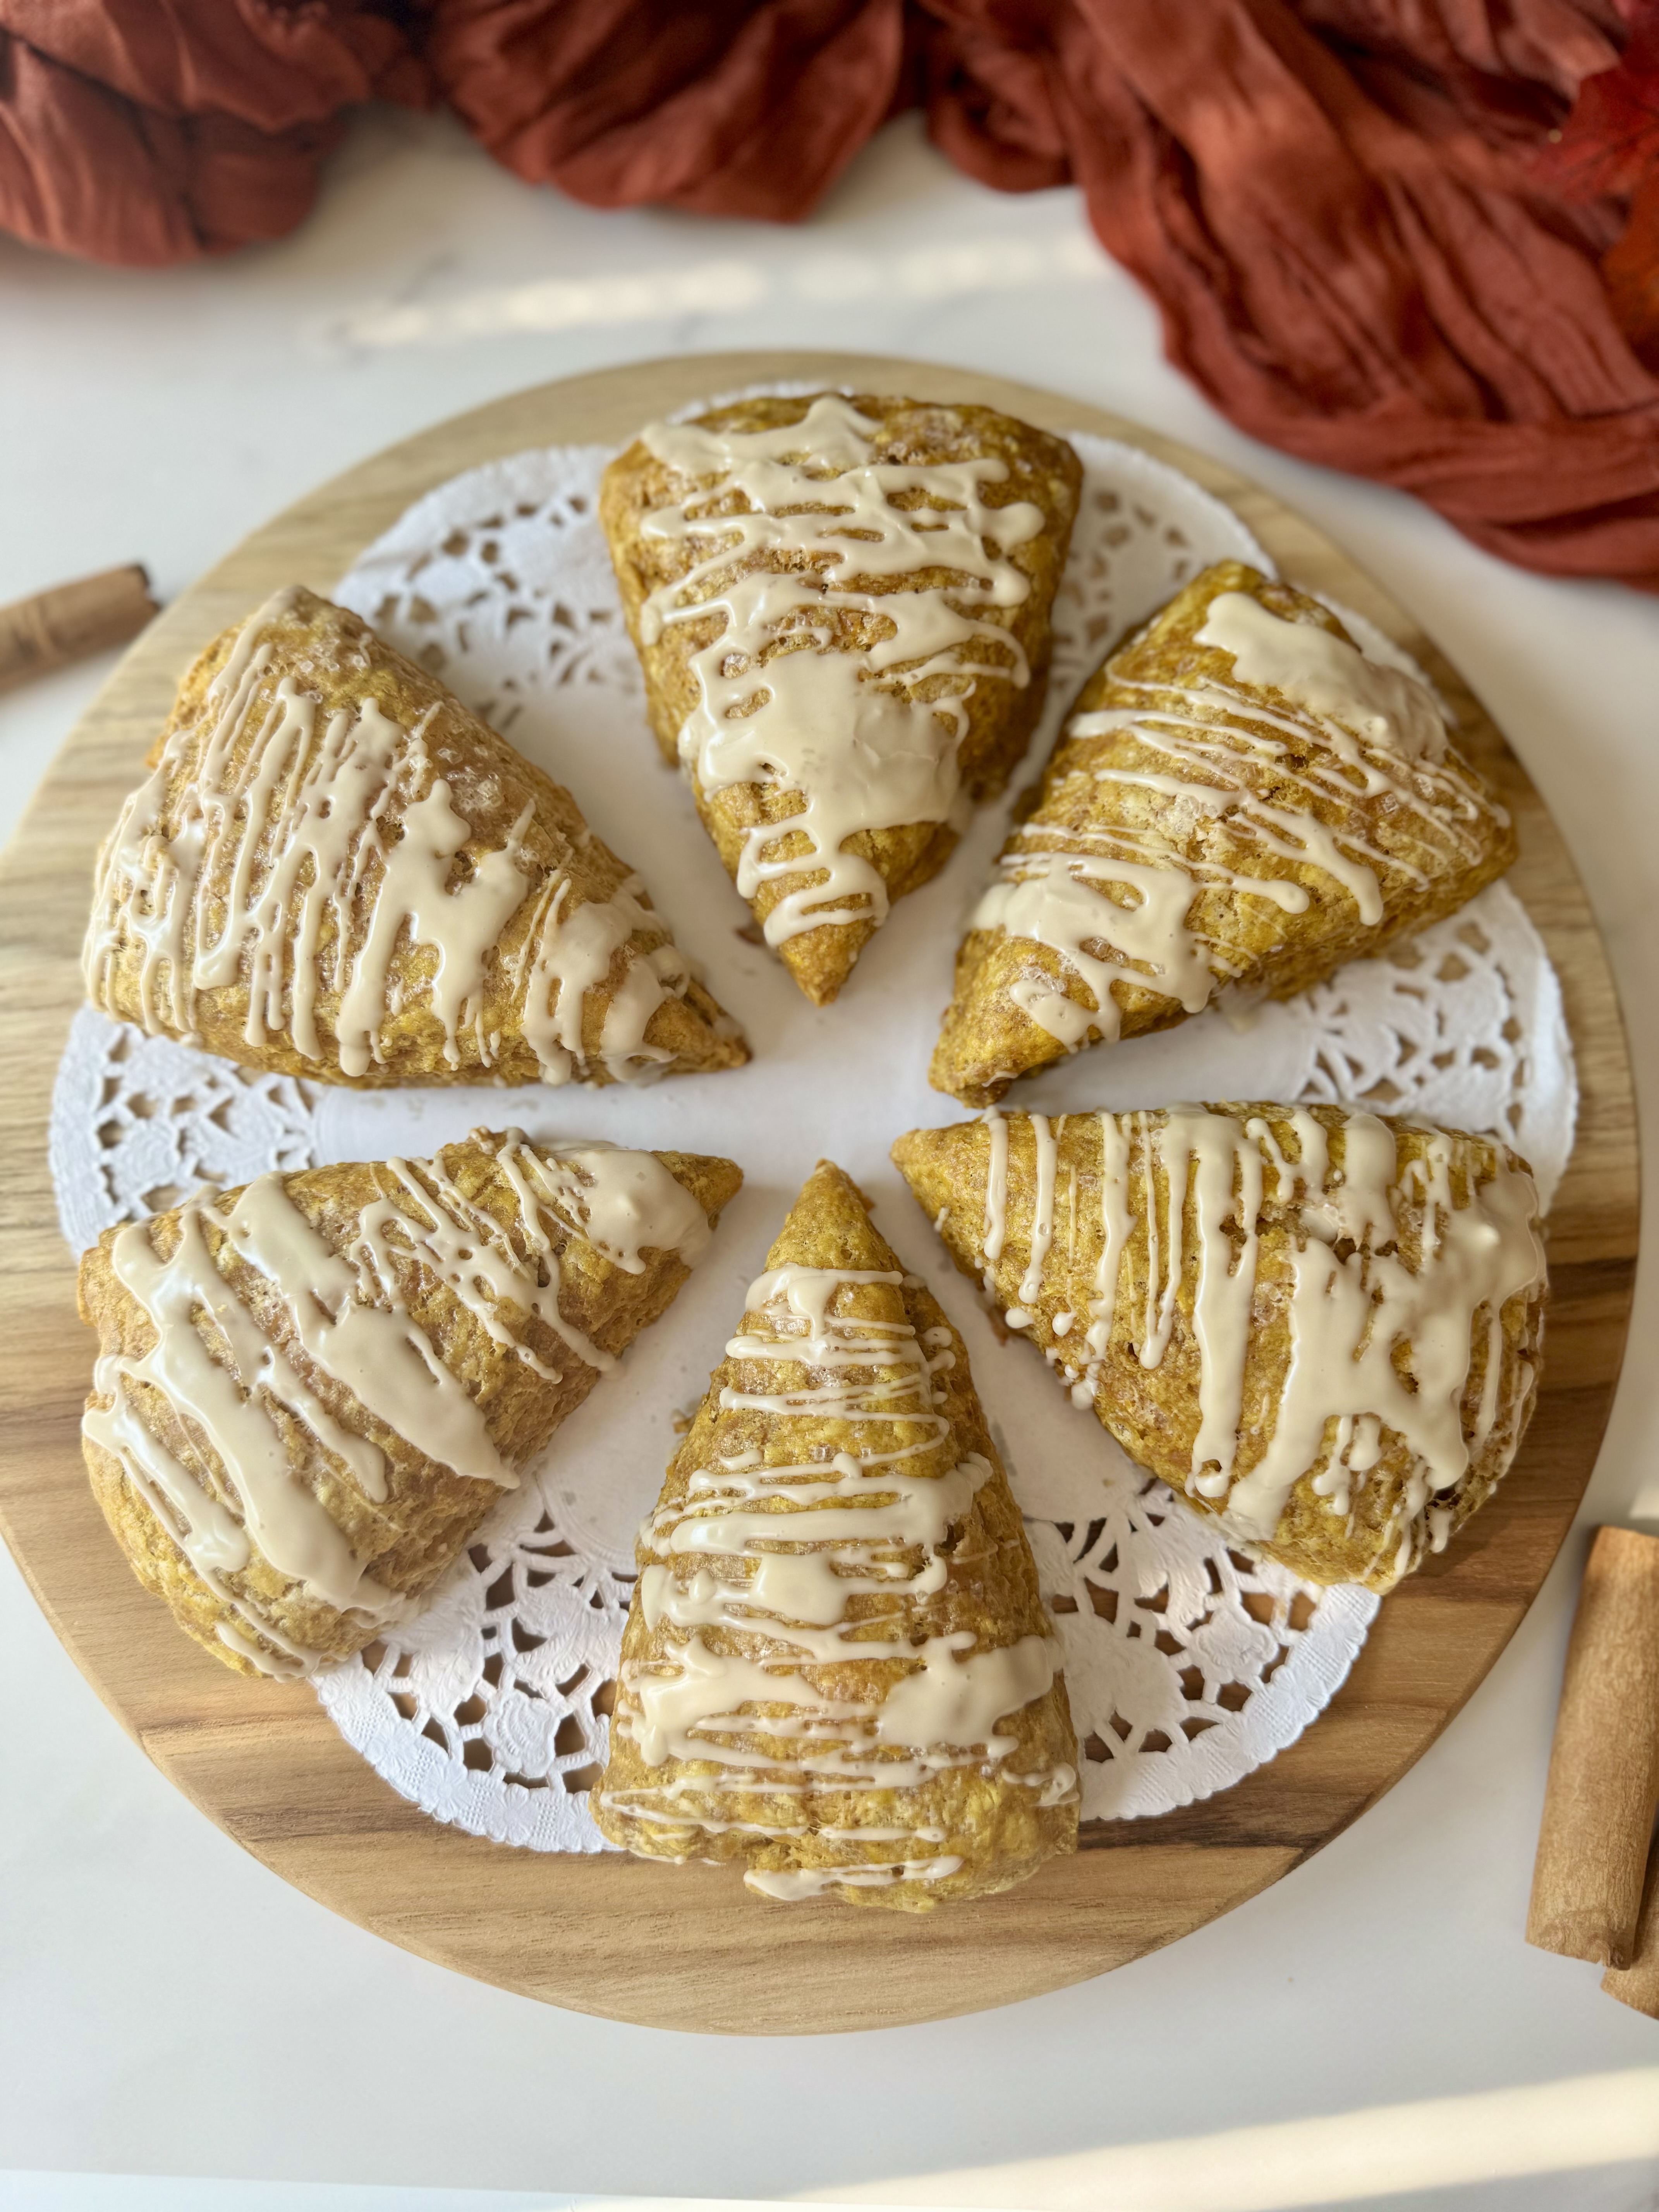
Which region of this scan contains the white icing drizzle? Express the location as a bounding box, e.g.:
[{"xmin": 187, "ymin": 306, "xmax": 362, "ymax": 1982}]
[
  {"xmin": 508, "ymin": 869, "xmax": 694, "ymax": 1088},
  {"xmin": 1194, "ymin": 592, "xmax": 1447, "ymax": 763},
  {"xmin": 225, "ymin": 1170, "xmax": 519, "ymax": 1483},
  {"xmin": 1078, "ymin": 1111, "xmax": 1136, "ymax": 1403},
  {"xmin": 82, "ymin": 1355, "xmax": 317, "ymax": 1680},
  {"xmin": 970, "ymin": 587, "xmax": 1505, "ymax": 1051},
  {"xmin": 969, "ymin": 1108, "xmax": 1545, "ymax": 1575},
  {"xmin": 745, "ymin": 1855, "xmax": 965, "ymax": 1900},
  {"xmin": 214, "ymin": 1618, "xmax": 314, "ymax": 1679},
  {"xmin": 639, "ymin": 396, "xmax": 1044, "ymax": 945},
  {"xmin": 84, "ymin": 1134, "xmax": 712, "ymax": 1669},
  {"xmin": 981, "ymin": 1106, "xmax": 1010, "ymax": 1295},
  {"xmin": 83, "ymin": 589, "xmax": 692, "ymax": 1087},
  {"xmin": 491, "ymin": 1135, "xmax": 712, "ymax": 1276},
  {"xmin": 1017, "ymin": 1112, "xmax": 1061, "ymax": 1306},
  {"xmin": 603, "ymin": 1258, "xmax": 1070, "ymax": 1896},
  {"xmin": 82, "ymin": 1203, "xmax": 407, "ymax": 1665}
]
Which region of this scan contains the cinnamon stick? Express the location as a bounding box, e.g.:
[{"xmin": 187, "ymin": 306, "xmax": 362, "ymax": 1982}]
[
  {"xmin": 1527, "ymin": 1525, "xmax": 1659, "ymax": 1968},
  {"xmin": 1603, "ymin": 1834, "xmax": 1659, "ymax": 2018},
  {"xmin": 0, "ymin": 565, "xmax": 158, "ymax": 694}
]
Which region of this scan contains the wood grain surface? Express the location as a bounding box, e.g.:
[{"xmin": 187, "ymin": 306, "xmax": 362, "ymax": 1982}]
[{"xmin": 0, "ymin": 351, "xmax": 1637, "ymax": 2035}]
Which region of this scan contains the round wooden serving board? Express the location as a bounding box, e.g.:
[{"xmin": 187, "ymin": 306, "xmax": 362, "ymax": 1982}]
[{"xmin": 0, "ymin": 353, "xmax": 1637, "ymax": 2036}]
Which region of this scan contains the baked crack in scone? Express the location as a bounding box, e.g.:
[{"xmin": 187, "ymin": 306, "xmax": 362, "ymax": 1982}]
[
  {"xmin": 931, "ymin": 562, "xmax": 1516, "ymax": 1104},
  {"xmin": 79, "ymin": 1131, "xmax": 742, "ymax": 1678},
  {"xmin": 590, "ymin": 1159, "xmax": 1078, "ymax": 1906},
  {"xmin": 893, "ymin": 1105, "xmax": 1546, "ymax": 1591},
  {"xmin": 84, "ymin": 586, "xmax": 748, "ymax": 1087},
  {"xmin": 601, "ymin": 393, "xmax": 1082, "ymax": 1005}
]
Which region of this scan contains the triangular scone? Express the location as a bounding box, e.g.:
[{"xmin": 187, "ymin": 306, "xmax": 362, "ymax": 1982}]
[
  {"xmin": 591, "ymin": 1160, "xmax": 1078, "ymax": 1907},
  {"xmin": 931, "ymin": 562, "xmax": 1517, "ymax": 1104},
  {"xmin": 895, "ymin": 1106, "xmax": 1547, "ymax": 1592},
  {"xmin": 79, "ymin": 1131, "xmax": 742, "ymax": 1678},
  {"xmin": 84, "ymin": 586, "xmax": 747, "ymax": 1088},
  {"xmin": 601, "ymin": 393, "xmax": 1082, "ymax": 1006}
]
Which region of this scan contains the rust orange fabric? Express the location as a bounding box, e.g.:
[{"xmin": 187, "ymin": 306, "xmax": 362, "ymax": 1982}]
[
  {"xmin": 1, "ymin": 0, "xmax": 1656, "ymax": 590},
  {"xmin": 0, "ymin": 3, "xmax": 425, "ymax": 263}
]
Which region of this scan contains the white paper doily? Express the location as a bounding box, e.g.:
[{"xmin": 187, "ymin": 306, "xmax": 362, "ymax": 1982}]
[{"xmin": 51, "ymin": 420, "xmax": 1575, "ymax": 1848}]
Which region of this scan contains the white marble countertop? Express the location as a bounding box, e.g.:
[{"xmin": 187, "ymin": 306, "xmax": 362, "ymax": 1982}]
[{"xmin": 3, "ymin": 107, "xmax": 1657, "ymax": 2212}]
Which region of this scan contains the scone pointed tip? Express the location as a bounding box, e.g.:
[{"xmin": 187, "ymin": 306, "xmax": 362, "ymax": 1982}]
[
  {"xmin": 928, "ymin": 938, "xmax": 1073, "ymax": 1104},
  {"xmin": 891, "ymin": 1123, "xmax": 980, "ymax": 1256},
  {"xmin": 646, "ymin": 984, "xmax": 750, "ymax": 1080},
  {"xmin": 926, "ymin": 1031, "xmax": 1012, "ymax": 1108},
  {"xmin": 888, "ymin": 1125, "xmax": 929, "ymax": 1178},
  {"xmin": 776, "ymin": 922, "xmax": 868, "ymax": 1007},
  {"xmin": 763, "ymin": 1158, "xmax": 887, "ymax": 1275},
  {"xmin": 660, "ymin": 1149, "xmax": 745, "ymax": 1224}
]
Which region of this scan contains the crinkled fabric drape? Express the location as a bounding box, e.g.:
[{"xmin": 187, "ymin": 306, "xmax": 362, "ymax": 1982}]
[
  {"xmin": 0, "ymin": 2, "xmax": 426, "ymax": 262},
  {"xmin": 2, "ymin": 1, "xmax": 1656, "ymax": 590}
]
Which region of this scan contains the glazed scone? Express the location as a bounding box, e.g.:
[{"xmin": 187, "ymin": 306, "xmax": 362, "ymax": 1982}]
[
  {"xmin": 893, "ymin": 1105, "xmax": 1546, "ymax": 1591},
  {"xmin": 79, "ymin": 1131, "xmax": 742, "ymax": 1678},
  {"xmin": 591, "ymin": 1159, "xmax": 1079, "ymax": 1907},
  {"xmin": 601, "ymin": 392, "xmax": 1082, "ymax": 1005},
  {"xmin": 931, "ymin": 562, "xmax": 1516, "ymax": 1104},
  {"xmin": 84, "ymin": 586, "xmax": 747, "ymax": 1088}
]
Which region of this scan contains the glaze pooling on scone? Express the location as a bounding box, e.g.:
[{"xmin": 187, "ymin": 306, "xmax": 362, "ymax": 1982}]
[
  {"xmin": 1193, "ymin": 591, "xmax": 1448, "ymax": 763},
  {"xmin": 491, "ymin": 1140, "xmax": 714, "ymax": 1279},
  {"xmin": 84, "ymin": 587, "xmax": 747, "ymax": 1089},
  {"xmin": 602, "ymin": 393, "xmax": 1081, "ymax": 1005},
  {"xmin": 933, "ymin": 563, "xmax": 1516, "ymax": 1104},
  {"xmin": 591, "ymin": 1160, "xmax": 1078, "ymax": 1908},
  {"xmin": 893, "ymin": 1105, "xmax": 1547, "ymax": 1590},
  {"xmin": 78, "ymin": 1130, "xmax": 742, "ymax": 1678}
]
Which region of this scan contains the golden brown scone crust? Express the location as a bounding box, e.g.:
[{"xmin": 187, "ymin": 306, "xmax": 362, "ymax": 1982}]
[
  {"xmin": 893, "ymin": 1106, "xmax": 1546, "ymax": 1591},
  {"xmin": 601, "ymin": 394, "xmax": 1082, "ymax": 1005},
  {"xmin": 86, "ymin": 587, "xmax": 746, "ymax": 1087},
  {"xmin": 79, "ymin": 1136, "xmax": 743, "ymax": 1677},
  {"xmin": 591, "ymin": 1160, "xmax": 1078, "ymax": 1908},
  {"xmin": 931, "ymin": 562, "xmax": 1518, "ymax": 1104}
]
